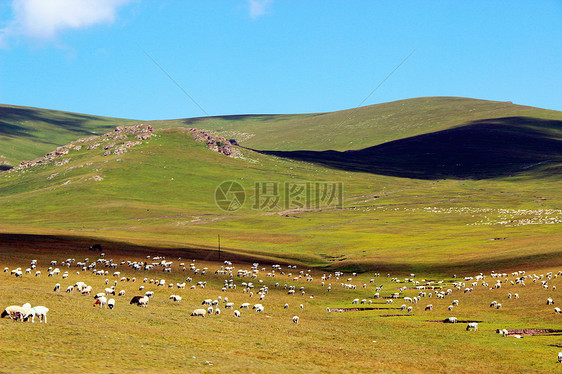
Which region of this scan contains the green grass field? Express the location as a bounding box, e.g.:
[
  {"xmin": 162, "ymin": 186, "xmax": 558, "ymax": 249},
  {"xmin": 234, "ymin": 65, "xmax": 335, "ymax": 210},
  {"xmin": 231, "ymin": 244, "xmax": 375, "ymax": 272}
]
[{"xmin": 1, "ymin": 96, "xmax": 561, "ymax": 372}]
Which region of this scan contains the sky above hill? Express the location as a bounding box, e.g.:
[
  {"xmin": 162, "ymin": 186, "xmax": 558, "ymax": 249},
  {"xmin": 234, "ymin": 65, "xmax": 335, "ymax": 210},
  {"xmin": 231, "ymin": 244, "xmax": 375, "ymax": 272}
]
[{"xmin": 0, "ymin": 1, "xmax": 561, "ymax": 120}]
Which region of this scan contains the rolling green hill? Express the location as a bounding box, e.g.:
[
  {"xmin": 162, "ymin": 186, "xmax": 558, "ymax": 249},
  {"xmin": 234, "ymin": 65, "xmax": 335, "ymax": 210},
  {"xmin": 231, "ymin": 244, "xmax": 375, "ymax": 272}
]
[
  {"xmin": 1, "ymin": 97, "xmax": 561, "ymax": 272},
  {"xmin": 149, "ymin": 96, "xmax": 562, "ymax": 152},
  {"xmin": 4, "ymin": 97, "xmax": 562, "ymax": 168},
  {"xmin": 0, "ymin": 104, "xmax": 137, "ymax": 168}
]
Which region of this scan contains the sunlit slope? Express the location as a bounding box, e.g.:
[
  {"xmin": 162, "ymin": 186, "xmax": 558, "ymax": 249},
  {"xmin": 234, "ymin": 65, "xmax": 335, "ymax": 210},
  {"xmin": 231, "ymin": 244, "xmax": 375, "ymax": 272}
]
[
  {"xmin": 3, "ymin": 97, "xmax": 562, "ymax": 168},
  {"xmin": 148, "ymin": 97, "xmax": 562, "ymax": 152},
  {"xmin": 0, "ymin": 104, "xmax": 137, "ymax": 167},
  {"xmin": 0, "ymin": 127, "xmax": 561, "ymax": 272}
]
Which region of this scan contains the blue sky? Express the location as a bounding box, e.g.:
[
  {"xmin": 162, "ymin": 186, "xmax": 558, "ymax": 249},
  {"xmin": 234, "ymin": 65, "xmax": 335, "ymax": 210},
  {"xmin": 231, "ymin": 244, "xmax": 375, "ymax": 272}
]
[{"xmin": 1, "ymin": 1, "xmax": 561, "ymax": 120}]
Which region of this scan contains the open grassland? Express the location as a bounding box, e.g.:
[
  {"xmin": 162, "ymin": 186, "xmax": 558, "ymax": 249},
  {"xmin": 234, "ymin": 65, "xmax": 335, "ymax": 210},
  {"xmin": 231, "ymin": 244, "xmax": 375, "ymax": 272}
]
[
  {"xmin": 1, "ymin": 243, "xmax": 562, "ymax": 373},
  {"xmin": 0, "ymin": 126, "xmax": 561, "ymax": 272},
  {"xmin": 1, "ymin": 97, "xmax": 561, "ymax": 372}
]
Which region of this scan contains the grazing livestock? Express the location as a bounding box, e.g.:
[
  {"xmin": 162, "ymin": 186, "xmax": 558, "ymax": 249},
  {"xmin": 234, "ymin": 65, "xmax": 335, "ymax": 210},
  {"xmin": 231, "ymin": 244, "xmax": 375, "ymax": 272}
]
[
  {"xmin": 108, "ymin": 299, "xmax": 115, "ymax": 309},
  {"xmin": 234, "ymin": 310, "xmax": 241, "ymax": 317},
  {"xmin": 130, "ymin": 296, "xmax": 144, "ymax": 305},
  {"xmin": 81, "ymin": 286, "xmax": 93, "ymax": 295},
  {"xmin": 445, "ymin": 317, "xmax": 458, "ymax": 323},
  {"xmin": 555, "ymin": 307, "xmax": 561, "ymax": 314},
  {"xmin": 558, "ymin": 352, "xmax": 562, "ymax": 363},
  {"xmin": 169, "ymin": 295, "xmax": 182, "ymax": 302},
  {"xmin": 425, "ymin": 304, "xmax": 433, "ymax": 311},
  {"xmin": 54, "ymin": 283, "xmax": 60, "ymax": 292},
  {"xmin": 292, "ymin": 316, "xmax": 299, "ymax": 324},
  {"xmin": 1, "ymin": 306, "xmax": 27, "ymax": 321},
  {"xmin": 191, "ymin": 309, "xmax": 206, "ymax": 317},
  {"xmin": 138, "ymin": 296, "xmax": 149, "ymax": 307},
  {"xmin": 466, "ymin": 322, "xmax": 478, "ymax": 331},
  {"xmin": 23, "ymin": 306, "xmax": 49, "ymax": 323},
  {"xmin": 94, "ymin": 296, "xmax": 108, "ymax": 308},
  {"xmin": 547, "ymin": 298, "xmax": 554, "ymax": 305}
]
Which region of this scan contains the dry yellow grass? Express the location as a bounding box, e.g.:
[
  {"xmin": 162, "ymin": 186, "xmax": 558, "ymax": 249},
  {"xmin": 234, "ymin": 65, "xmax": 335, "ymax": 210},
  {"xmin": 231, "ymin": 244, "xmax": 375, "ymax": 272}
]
[{"xmin": 2, "ymin": 243, "xmax": 562, "ymax": 373}]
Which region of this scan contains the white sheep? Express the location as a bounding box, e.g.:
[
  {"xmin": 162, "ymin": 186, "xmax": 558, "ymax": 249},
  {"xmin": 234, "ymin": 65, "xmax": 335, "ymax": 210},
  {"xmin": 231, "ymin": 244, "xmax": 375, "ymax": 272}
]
[
  {"xmin": 1, "ymin": 305, "xmax": 27, "ymax": 320},
  {"xmin": 24, "ymin": 306, "xmax": 49, "ymax": 323},
  {"xmin": 234, "ymin": 310, "xmax": 240, "ymax": 318},
  {"xmin": 445, "ymin": 317, "xmax": 458, "ymax": 323},
  {"xmin": 118, "ymin": 290, "xmax": 126, "ymax": 296},
  {"xmin": 207, "ymin": 306, "xmax": 214, "ymax": 315},
  {"xmin": 214, "ymin": 308, "xmax": 221, "ymax": 315},
  {"xmin": 554, "ymin": 307, "xmax": 561, "ymax": 314},
  {"xmin": 547, "ymin": 298, "xmax": 554, "ymax": 305},
  {"xmin": 108, "ymin": 298, "xmax": 115, "ymax": 309},
  {"xmin": 191, "ymin": 308, "xmax": 206, "ymax": 317},
  {"xmin": 169, "ymin": 295, "xmax": 182, "ymax": 302},
  {"xmin": 94, "ymin": 296, "xmax": 108, "ymax": 308},
  {"xmin": 138, "ymin": 296, "xmax": 149, "ymax": 307},
  {"xmin": 81, "ymin": 285, "xmax": 93, "ymax": 295},
  {"xmin": 466, "ymin": 322, "xmax": 478, "ymax": 331},
  {"xmin": 558, "ymin": 352, "xmax": 562, "ymax": 363},
  {"xmin": 54, "ymin": 283, "xmax": 60, "ymax": 292},
  {"xmin": 292, "ymin": 315, "xmax": 299, "ymax": 324}
]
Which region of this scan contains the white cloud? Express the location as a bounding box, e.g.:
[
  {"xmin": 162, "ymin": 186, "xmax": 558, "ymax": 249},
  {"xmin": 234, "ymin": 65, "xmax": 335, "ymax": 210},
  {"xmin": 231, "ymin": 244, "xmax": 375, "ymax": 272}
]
[
  {"xmin": 1, "ymin": 0, "xmax": 132, "ymax": 42},
  {"xmin": 248, "ymin": 0, "xmax": 272, "ymax": 19}
]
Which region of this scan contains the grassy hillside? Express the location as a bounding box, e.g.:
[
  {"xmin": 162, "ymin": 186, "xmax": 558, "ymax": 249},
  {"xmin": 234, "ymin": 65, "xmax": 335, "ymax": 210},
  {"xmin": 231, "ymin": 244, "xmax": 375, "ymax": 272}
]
[
  {"xmin": 149, "ymin": 97, "xmax": 562, "ymax": 152},
  {"xmin": 1, "ymin": 122, "xmax": 561, "ymax": 273},
  {"xmin": 4, "ymin": 97, "xmax": 562, "ymax": 169},
  {"xmin": 0, "ymin": 104, "xmax": 137, "ymax": 167}
]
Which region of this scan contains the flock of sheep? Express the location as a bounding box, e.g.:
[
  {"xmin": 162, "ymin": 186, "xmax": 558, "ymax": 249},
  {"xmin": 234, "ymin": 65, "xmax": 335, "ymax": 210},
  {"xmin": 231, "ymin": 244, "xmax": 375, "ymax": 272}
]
[
  {"xmin": 2, "ymin": 253, "xmax": 562, "ymax": 364},
  {"xmin": 2, "ymin": 255, "xmax": 304, "ymax": 326}
]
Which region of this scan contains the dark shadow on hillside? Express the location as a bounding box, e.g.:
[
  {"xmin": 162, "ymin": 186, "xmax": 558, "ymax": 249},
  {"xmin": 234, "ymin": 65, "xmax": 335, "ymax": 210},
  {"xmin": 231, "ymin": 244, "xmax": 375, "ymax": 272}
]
[
  {"xmin": 0, "ymin": 233, "xmax": 301, "ymax": 267},
  {"xmin": 0, "ymin": 106, "xmax": 115, "ymax": 138},
  {"xmin": 252, "ymin": 117, "xmax": 562, "ymax": 180}
]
